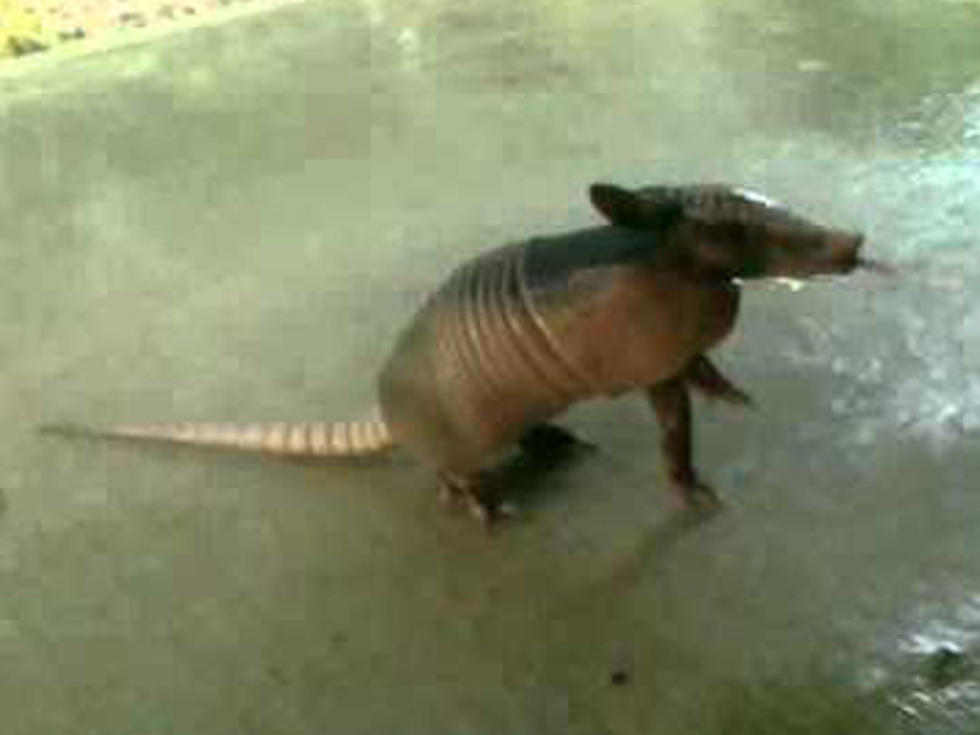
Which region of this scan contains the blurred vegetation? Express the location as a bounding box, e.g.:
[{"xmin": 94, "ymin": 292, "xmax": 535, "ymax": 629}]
[{"xmin": 0, "ymin": 0, "xmax": 60, "ymax": 58}]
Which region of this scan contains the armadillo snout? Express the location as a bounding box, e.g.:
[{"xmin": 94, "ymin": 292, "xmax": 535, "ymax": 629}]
[
  {"xmin": 771, "ymin": 228, "xmax": 865, "ymax": 278},
  {"xmin": 824, "ymin": 230, "xmax": 864, "ymax": 274}
]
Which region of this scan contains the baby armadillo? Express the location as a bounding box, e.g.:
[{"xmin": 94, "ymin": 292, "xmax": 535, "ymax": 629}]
[{"xmin": 43, "ymin": 182, "xmax": 882, "ymax": 523}]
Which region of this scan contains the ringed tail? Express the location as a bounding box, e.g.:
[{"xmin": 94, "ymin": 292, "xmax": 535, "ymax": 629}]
[{"xmin": 39, "ymin": 414, "xmax": 395, "ymax": 458}]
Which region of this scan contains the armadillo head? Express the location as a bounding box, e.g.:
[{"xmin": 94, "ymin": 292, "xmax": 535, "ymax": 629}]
[{"xmin": 589, "ymin": 183, "xmax": 870, "ymax": 281}]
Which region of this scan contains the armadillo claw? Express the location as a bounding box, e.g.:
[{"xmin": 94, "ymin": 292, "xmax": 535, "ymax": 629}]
[
  {"xmin": 437, "ymin": 472, "xmax": 517, "ymax": 528},
  {"xmin": 699, "ymin": 381, "xmax": 755, "ymax": 409},
  {"xmin": 722, "ymin": 387, "xmax": 755, "ymax": 408},
  {"xmin": 438, "ymin": 479, "xmax": 462, "ymax": 506},
  {"xmin": 466, "ymin": 497, "xmax": 519, "ymax": 528},
  {"xmin": 672, "ymin": 481, "xmax": 723, "ymax": 514}
]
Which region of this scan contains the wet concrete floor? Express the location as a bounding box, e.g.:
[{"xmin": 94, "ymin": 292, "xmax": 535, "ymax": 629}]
[{"xmin": 1, "ymin": 0, "xmax": 979, "ymax": 732}]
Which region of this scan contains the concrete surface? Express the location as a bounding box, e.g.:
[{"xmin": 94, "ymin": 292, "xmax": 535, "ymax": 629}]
[{"xmin": 2, "ymin": 0, "xmax": 979, "ymax": 732}]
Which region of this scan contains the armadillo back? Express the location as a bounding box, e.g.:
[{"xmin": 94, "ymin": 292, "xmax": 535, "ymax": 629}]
[{"xmin": 377, "ymin": 239, "xmax": 600, "ymax": 474}]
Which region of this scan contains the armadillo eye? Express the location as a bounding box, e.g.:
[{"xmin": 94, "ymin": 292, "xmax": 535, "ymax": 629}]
[{"xmin": 710, "ymin": 221, "xmax": 749, "ymax": 244}]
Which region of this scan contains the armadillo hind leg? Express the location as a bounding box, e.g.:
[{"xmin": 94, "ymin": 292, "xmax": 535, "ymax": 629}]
[
  {"xmin": 518, "ymin": 423, "xmax": 595, "ymax": 459},
  {"xmin": 646, "ymin": 378, "xmax": 722, "ymax": 513},
  {"xmin": 437, "ymin": 470, "xmax": 517, "ymax": 527}
]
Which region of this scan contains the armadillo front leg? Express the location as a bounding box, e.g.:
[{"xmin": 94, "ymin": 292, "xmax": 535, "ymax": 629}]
[
  {"xmin": 683, "ymin": 355, "xmax": 754, "ymax": 407},
  {"xmin": 646, "ymin": 378, "xmax": 722, "ymax": 512}
]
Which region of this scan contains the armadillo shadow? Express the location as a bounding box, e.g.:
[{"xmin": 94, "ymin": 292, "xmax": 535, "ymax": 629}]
[
  {"xmin": 476, "ymin": 430, "xmax": 599, "ymax": 515},
  {"xmin": 480, "ymin": 426, "xmax": 718, "ymax": 546},
  {"xmin": 568, "ymin": 504, "xmax": 713, "ymax": 596}
]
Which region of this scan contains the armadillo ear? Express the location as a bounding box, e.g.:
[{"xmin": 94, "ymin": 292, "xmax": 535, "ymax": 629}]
[
  {"xmin": 589, "ymin": 183, "xmax": 644, "ymax": 227},
  {"xmin": 589, "ymin": 183, "xmax": 684, "ymax": 230}
]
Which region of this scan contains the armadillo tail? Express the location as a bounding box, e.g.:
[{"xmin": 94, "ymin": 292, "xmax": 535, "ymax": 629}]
[{"xmin": 39, "ymin": 414, "xmax": 396, "ymax": 458}]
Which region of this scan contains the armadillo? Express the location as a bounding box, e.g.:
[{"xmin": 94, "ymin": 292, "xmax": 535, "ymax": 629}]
[{"xmin": 43, "ymin": 183, "xmax": 881, "ymax": 523}]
